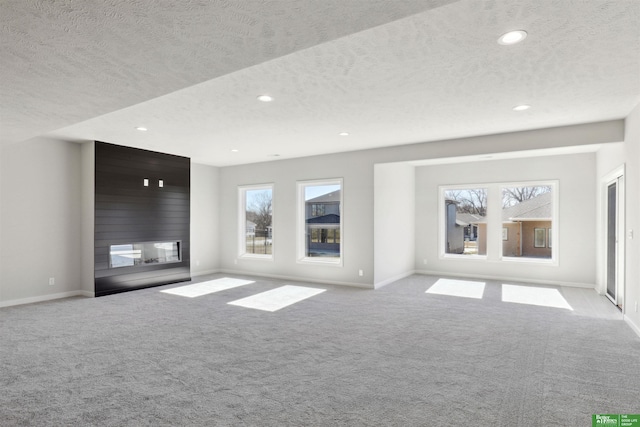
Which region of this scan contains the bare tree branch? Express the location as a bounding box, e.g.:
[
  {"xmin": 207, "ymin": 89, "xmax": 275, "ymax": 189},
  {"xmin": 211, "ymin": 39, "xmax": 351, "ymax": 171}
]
[
  {"xmin": 247, "ymin": 191, "xmax": 272, "ymax": 232},
  {"xmin": 502, "ymin": 186, "xmax": 551, "ymax": 207},
  {"xmin": 444, "ymin": 188, "xmax": 487, "ymax": 216}
]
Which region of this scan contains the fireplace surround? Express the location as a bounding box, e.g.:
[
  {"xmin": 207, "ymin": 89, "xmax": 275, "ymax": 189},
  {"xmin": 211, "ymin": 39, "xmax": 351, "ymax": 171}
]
[{"xmin": 94, "ymin": 142, "xmax": 191, "ymax": 296}]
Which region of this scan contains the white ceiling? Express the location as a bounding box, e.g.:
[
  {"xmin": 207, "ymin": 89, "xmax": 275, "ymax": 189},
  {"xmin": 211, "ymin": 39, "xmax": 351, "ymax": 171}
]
[{"xmin": 2, "ymin": 0, "xmax": 639, "ymax": 166}]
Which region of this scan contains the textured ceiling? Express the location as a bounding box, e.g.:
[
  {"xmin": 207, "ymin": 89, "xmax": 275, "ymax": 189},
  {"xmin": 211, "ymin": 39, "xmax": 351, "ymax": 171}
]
[
  {"xmin": 1, "ymin": 0, "xmax": 452, "ymax": 145},
  {"xmin": 2, "ymin": 0, "xmax": 639, "ymax": 166}
]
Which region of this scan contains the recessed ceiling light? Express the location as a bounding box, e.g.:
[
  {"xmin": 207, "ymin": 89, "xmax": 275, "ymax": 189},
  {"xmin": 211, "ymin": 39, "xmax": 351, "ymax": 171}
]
[
  {"xmin": 513, "ymin": 104, "xmax": 531, "ymax": 111},
  {"xmin": 136, "ymin": 126, "xmax": 148, "ymax": 131},
  {"xmin": 231, "ymin": 149, "xmax": 239, "ymax": 152},
  {"xmin": 257, "ymin": 94, "xmax": 273, "ymax": 102},
  {"xmin": 339, "ymin": 132, "xmax": 349, "ymax": 136},
  {"xmin": 269, "ymin": 154, "xmax": 281, "ymax": 157},
  {"xmin": 498, "ymin": 30, "xmax": 527, "ymax": 45}
]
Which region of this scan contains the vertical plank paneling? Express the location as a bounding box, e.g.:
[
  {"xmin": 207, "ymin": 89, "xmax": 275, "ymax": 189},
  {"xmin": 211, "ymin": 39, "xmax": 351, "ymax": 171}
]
[{"xmin": 94, "ymin": 142, "xmax": 191, "ymax": 296}]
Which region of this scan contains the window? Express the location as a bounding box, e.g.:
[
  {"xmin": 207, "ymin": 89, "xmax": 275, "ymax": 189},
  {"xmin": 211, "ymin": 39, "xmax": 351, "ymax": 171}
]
[
  {"xmin": 298, "ymin": 179, "xmax": 343, "ymax": 264},
  {"xmin": 238, "ymin": 184, "xmax": 273, "ymax": 258},
  {"xmin": 440, "ymin": 181, "xmax": 557, "ymax": 264},
  {"xmin": 311, "ymin": 204, "xmax": 325, "ymax": 217},
  {"xmin": 534, "ymin": 228, "xmax": 546, "ymax": 248},
  {"xmin": 501, "ymin": 184, "xmax": 554, "ymax": 260},
  {"xmin": 441, "ymin": 187, "xmax": 487, "ymax": 256}
]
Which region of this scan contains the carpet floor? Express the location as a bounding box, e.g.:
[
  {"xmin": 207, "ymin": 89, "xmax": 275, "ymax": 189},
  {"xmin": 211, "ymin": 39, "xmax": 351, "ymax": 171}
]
[{"xmin": 1, "ymin": 274, "xmax": 638, "ymax": 426}]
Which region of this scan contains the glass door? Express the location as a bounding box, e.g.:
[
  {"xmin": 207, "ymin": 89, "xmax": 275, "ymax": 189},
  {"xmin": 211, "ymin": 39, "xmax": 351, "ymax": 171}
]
[{"xmin": 606, "ymin": 181, "xmax": 617, "ymax": 303}]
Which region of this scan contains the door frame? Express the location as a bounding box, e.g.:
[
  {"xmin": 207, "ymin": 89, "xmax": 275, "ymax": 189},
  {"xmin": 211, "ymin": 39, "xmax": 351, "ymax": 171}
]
[{"xmin": 601, "ymin": 164, "xmax": 625, "ymax": 310}]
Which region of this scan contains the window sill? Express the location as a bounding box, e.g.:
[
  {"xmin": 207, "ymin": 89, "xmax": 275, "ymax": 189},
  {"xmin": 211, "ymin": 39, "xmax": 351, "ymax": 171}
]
[
  {"xmin": 440, "ymin": 254, "xmax": 488, "ymax": 261},
  {"xmin": 501, "ymin": 256, "xmax": 558, "ymax": 266},
  {"xmin": 297, "ymin": 257, "xmax": 343, "ymax": 267},
  {"xmin": 238, "ymin": 254, "xmax": 273, "ymax": 261}
]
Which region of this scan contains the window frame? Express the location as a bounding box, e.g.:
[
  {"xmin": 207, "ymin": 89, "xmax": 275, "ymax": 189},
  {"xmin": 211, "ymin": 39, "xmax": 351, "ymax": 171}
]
[
  {"xmin": 500, "ymin": 181, "xmax": 558, "ymax": 265},
  {"xmin": 534, "ymin": 228, "xmax": 546, "ymax": 248},
  {"xmin": 439, "ymin": 185, "xmax": 489, "ymax": 261},
  {"xmin": 297, "ymin": 178, "xmax": 344, "ymax": 266},
  {"xmin": 439, "ymin": 180, "xmax": 558, "ymax": 265},
  {"xmin": 238, "ymin": 183, "xmax": 274, "ymax": 261}
]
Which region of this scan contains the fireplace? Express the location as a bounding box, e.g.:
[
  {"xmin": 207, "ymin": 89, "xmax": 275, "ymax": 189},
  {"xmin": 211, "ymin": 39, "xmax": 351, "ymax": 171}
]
[{"xmin": 110, "ymin": 241, "xmax": 181, "ymax": 268}]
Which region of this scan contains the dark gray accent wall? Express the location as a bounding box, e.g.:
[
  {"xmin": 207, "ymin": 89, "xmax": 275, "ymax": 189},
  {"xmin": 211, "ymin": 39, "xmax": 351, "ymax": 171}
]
[{"xmin": 94, "ymin": 141, "xmax": 190, "ymax": 297}]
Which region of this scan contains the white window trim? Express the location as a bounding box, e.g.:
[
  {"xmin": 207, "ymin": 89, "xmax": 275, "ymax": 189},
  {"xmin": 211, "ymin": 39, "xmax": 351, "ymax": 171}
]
[
  {"xmin": 439, "ymin": 184, "xmax": 488, "ymax": 261},
  {"xmin": 499, "ymin": 180, "xmax": 558, "ymax": 265},
  {"xmin": 438, "ymin": 181, "xmax": 558, "ymax": 265},
  {"xmin": 238, "ymin": 183, "xmax": 274, "ymax": 261},
  {"xmin": 297, "ymin": 178, "xmax": 343, "ymax": 266}
]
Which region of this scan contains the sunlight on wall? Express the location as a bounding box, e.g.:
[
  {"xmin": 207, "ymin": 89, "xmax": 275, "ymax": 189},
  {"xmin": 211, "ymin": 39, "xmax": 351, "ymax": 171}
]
[
  {"xmin": 501, "ymin": 284, "xmax": 573, "ymax": 310},
  {"xmin": 426, "ymin": 278, "xmax": 486, "ymax": 299}
]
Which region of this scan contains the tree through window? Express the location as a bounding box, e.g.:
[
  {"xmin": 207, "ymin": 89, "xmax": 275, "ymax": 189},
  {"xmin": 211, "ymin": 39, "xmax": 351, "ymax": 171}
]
[
  {"xmin": 239, "ymin": 185, "xmax": 273, "ymax": 257},
  {"xmin": 443, "ymin": 188, "xmax": 487, "ymax": 255}
]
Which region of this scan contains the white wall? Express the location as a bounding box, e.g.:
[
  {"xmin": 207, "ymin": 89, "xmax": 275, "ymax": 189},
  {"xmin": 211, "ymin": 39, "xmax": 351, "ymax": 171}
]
[
  {"xmin": 415, "ymin": 153, "xmax": 597, "ymax": 287},
  {"xmin": 0, "ymin": 120, "xmax": 625, "ymax": 304},
  {"xmin": 190, "ymin": 163, "xmax": 220, "ymax": 276},
  {"xmin": 597, "ymin": 103, "xmax": 640, "ymax": 335},
  {"xmin": 0, "ymin": 138, "xmax": 83, "ymax": 305},
  {"xmin": 0, "ymin": 141, "xmax": 221, "ymax": 306},
  {"xmin": 218, "ymin": 151, "xmax": 375, "ymax": 287},
  {"xmin": 217, "ymin": 121, "xmax": 621, "ymax": 288},
  {"xmin": 374, "ymin": 163, "xmax": 415, "ymax": 287},
  {"xmin": 0, "ymin": 145, "xmax": 3, "ymax": 301},
  {"xmin": 80, "ymin": 142, "xmax": 95, "ymax": 295}
]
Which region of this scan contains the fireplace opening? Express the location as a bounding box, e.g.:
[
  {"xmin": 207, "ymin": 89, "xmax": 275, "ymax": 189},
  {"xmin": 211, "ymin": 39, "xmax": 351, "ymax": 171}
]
[{"xmin": 110, "ymin": 241, "xmax": 181, "ymax": 268}]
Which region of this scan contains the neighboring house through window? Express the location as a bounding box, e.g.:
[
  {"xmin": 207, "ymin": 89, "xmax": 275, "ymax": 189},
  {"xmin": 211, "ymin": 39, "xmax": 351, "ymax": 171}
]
[
  {"xmin": 441, "ymin": 182, "xmax": 557, "ymax": 263},
  {"xmin": 442, "ymin": 188, "xmax": 487, "ymax": 256},
  {"xmin": 298, "ymin": 179, "xmax": 343, "ymax": 265},
  {"xmin": 501, "ymin": 186, "xmax": 553, "ymax": 259}
]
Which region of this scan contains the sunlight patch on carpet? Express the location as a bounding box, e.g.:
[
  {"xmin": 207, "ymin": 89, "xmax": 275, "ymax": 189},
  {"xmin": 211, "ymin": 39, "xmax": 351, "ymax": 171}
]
[
  {"xmin": 501, "ymin": 284, "xmax": 573, "ymax": 310},
  {"xmin": 426, "ymin": 278, "xmax": 486, "ymax": 299},
  {"xmin": 161, "ymin": 278, "xmax": 254, "ymax": 298},
  {"xmin": 227, "ymin": 285, "xmax": 326, "ymax": 312}
]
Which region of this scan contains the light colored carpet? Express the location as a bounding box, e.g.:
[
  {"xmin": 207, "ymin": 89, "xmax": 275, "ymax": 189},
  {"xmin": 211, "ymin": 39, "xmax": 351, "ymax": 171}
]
[{"xmin": 1, "ymin": 274, "xmax": 638, "ymax": 426}]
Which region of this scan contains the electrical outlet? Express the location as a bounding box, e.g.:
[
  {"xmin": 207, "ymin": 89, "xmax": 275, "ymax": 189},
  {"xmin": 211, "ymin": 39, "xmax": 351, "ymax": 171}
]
[
  {"xmin": 628, "ymin": 229, "xmax": 634, "ymax": 239},
  {"xmin": 48, "ymin": 277, "xmax": 55, "ymax": 286},
  {"xmin": 196, "ymin": 260, "xmax": 200, "ymax": 266},
  {"xmin": 423, "ymin": 259, "xmax": 428, "ymax": 265},
  {"xmin": 358, "ymin": 269, "xmax": 364, "ymax": 277},
  {"xmin": 234, "ymin": 259, "xmax": 238, "ymax": 265},
  {"xmin": 635, "ymin": 301, "xmax": 638, "ymax": 313}
]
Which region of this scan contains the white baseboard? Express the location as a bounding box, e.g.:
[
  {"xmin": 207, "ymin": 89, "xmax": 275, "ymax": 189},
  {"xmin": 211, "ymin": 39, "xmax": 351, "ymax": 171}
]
[
  {"xmin": 624, "ymin": 315, "xmax": 640, "ymax": 339},
  {"xmin": 218, "ymin": 269, "xmax": 374, "ymax": 289},
  {"xmin": 374, "ymin": 270, "xmax": 416, "ymax": 289},
  {"xmin": 191, "ymin": 268, "xmax": 221, "ymax": 278},
  {"xmin": 0, "ymin": 290, "xmax": 90, "ymax": 308},
  {"xmin": 414, "ymin": 269, "xmax": 595, "ymax": 289}
]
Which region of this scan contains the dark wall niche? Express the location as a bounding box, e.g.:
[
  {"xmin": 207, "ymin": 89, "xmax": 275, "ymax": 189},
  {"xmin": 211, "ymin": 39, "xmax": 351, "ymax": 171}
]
[{"xmin": 94, "ymin": 141, "xmax": 191, "ymax": 297}]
